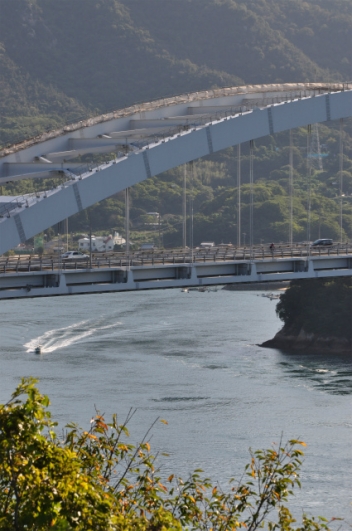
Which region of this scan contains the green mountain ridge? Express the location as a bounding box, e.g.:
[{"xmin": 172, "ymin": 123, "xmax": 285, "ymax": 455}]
[
  {"xmin": 1, "ymin": 0, "xmax": 351, "ymax": 147},
  {"xmin": 0, "ymin": 45, "xmax": 87, "ymax": 145},
  {"xmin": 124, "ymin": 0, "xmax": 333, "ymax": 85}
]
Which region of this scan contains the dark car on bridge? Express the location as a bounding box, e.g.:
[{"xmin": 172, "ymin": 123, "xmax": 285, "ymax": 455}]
[{"xmin": 311, "ymin": 239, "xmax": 333, "ymax": 247}]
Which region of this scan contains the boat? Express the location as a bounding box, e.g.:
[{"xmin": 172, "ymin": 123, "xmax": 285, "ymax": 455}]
[
  {"xmin": 181, "ymin": 287, "xmax": 189, "ymax": 293},
  {"xmin": 34, "ymin": 345, "xmax": 42, "ymax": 354},
  {"xmin": 261, "ymin": 292, "xmax": 280, "ymax": 300}
]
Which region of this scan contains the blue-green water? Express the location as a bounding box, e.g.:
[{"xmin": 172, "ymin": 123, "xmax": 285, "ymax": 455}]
[{"xmin": 0, "ymin": 289, "xmax": 351, "ymax": 522}]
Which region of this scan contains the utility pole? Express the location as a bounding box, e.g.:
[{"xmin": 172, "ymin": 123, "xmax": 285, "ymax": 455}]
[{"xmin": 237, "ymin": 144, "xmax": 241, "ymax": 247}]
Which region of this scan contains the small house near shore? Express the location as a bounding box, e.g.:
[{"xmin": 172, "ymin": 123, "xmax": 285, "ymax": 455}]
[{"xmin": 78, "ymin": 232, "xmax": 125, "ymax": 252}]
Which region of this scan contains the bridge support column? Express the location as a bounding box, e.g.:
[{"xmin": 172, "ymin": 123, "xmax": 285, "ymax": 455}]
[
  {"xmin": 190, "ymin": 265, "xmax": 198, "ymax": 283},
  {"xmin": 125, "ymin": 269, "xmax": 135, "ymax": 289},
  {"xmin": 59, "ymin": 272, "xmax": 67, "ymax": 289},
  {"xmin": 249, "ymin": 261, "xmax": 257, "ymax": 280}
]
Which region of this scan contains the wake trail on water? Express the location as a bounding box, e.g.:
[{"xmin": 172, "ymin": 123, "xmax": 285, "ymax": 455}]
[
  {"xmin": 24, "ymin": 318, "xmax": 123, "ymax": 353},
  {"xmin": 24, "ymin": 316, "xmax": 173, "ymax": 353}
]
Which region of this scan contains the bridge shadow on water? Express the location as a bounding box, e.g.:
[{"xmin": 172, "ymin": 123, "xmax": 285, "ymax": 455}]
[{"xmin": 276, "ymin": 349, "xmax": 352, "ymax": 396}]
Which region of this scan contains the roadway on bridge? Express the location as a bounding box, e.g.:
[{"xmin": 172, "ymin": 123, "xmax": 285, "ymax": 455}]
[{"xmin": 1, "ymin": 243, "xmax": 351, "ymax": 274}]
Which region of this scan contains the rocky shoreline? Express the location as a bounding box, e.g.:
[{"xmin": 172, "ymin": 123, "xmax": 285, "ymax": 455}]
[
  {"xmin": 224, "ymin": 281, "xmax": 290, "ymax": 291},
  {"xmin": 260, "ymin": 326, "xmax": 352, "ymax": 354}
]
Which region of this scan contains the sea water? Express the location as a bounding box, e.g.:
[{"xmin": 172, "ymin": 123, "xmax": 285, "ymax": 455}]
[{"xmin": 0, "ymin": 289, "xmax": 351, "ymax": 522}]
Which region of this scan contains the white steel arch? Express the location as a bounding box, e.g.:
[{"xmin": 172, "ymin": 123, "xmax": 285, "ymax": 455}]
[{"xmin": 0, "ymin": 82, "xmax": 351, "ymax": 255}]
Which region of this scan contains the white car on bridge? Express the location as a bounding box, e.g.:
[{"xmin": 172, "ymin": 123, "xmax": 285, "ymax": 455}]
[{"xmin": 61, "ymin": 251, "xmax": 89, "ymax": 261}]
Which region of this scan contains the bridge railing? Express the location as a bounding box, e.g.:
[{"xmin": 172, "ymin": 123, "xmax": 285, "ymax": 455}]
[{"xmin": 1, "ymin": 244, "xmax": 351, "ymax": 275}]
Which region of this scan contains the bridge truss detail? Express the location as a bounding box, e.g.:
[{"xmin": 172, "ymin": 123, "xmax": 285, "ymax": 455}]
[{"xmin": 0, "ymin": 83, "xmax": 351, "ymax": 257}]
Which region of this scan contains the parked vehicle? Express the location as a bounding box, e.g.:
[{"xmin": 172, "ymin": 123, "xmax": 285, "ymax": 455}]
[
  {"xmin": 311, "ymin": 239, "xmax": 333, "ymax": 247},
  {"xmin": 61, "ymin": 251, "xmax": 89, "ymax": 260},
  {"xmin": 199, "ymin": 242, "xmax": 215, "ymax": 249},
  {"xmin": 140, "ymin": 243, "xmax": 156, "ymax": 251}
]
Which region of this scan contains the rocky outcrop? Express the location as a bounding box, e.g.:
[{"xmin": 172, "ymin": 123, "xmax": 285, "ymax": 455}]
[{"xmin": 260, "ymin": 325, "xmax": 351, "ymax": 354}]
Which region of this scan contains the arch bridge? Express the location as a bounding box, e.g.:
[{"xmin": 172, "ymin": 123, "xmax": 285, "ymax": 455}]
[{"xmin": 0, "ymin": 82, "xmax": 351, "ymax": 298}]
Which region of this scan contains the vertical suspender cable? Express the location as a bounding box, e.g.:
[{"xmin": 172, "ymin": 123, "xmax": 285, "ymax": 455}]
[
  {"xmin": 88, "ymin": 210, "xmax": 92, "ymax": 270},
  {"xmin": 289, "ymin": 129, "xmax": 294, "ymax": 245},
  {"xmin": 339, "ymin": 118, "xmax": 344, "ymax": 242},
  {"xmin": 65, "ymin": 218, "xmax": 69, "ymax": 251},
  {"xmin": 183, "ymin": 164, "xmax": 187, "ymax": 250},
  {"xmin": 237, "ymin": 144, "xmax": 241, "ymax": 247},
  {"xmin": 306, "ymin": 125, "xmax": 312, "ymax": 243},
  {"xmin": 125, "ymin": 187, "xmax": 130, "ymax": 254},
  {"xmin": 190, "ymin": 161, "xmax": 194, "ymax": 263},
  {"xmin": 249, "ymin": 140, "xmax": 254, "ymax": 250}
]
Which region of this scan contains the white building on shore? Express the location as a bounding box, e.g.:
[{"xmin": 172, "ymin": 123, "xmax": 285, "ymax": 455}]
[{"xmin": 78, "ymin": 232, "xmax": 125, "ymax": 252}]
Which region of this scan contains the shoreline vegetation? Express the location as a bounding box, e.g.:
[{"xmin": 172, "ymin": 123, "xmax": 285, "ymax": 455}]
[
  {"xmin": 260, "ymin": 277, "xmax": 352, "ymax": 354},
  {"xmin": 0, "ymin": 378, "xmax": 338, "ymax": 530}
]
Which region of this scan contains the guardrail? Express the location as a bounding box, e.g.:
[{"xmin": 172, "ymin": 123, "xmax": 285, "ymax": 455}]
[{"xmin": 1, "ymin": 244, "xmax": 351, "ymax": 275}]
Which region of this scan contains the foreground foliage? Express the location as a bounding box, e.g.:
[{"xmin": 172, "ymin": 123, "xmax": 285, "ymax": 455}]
[{"xmin": 0, "ymin": 378, "xmax": 337, "ymax": 530}]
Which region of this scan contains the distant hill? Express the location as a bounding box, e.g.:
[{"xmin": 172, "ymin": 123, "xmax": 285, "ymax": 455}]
[
  {"xmin": 0, "ymin": 47, "xmax": 87, "ymax": 145},
  {"xmin": 125, "ymin": 0, "xmax": 348, "ymax": 85},
  {"xmin": 0, "ymin": 0, "xmax": 351, "ymax": 146}
]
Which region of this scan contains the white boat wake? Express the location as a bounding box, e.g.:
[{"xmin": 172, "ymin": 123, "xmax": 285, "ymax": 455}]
[{"xmin": 24, "ymin": 319, "xmax": 121, "ymax": 353}]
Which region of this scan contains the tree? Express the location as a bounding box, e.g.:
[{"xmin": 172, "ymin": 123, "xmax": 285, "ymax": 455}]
[
  {"xmin": 0, "ymin": 378, "xmax": 337, "ymax": 530},
  {"xmin": 276, "ymin": 277, "xmax": 352, "ymax": 339}
]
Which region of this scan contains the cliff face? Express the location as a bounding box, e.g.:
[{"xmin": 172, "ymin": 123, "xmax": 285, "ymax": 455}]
[
  {"xmin": 261, "ymin": 325, "xmax": 352, "ymax": 354},
  {"xmin": 261, "ymin": 277, "xmax": 352, "ymax": 354}
]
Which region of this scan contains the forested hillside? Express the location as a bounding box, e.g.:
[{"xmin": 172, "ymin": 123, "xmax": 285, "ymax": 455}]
[
  {"xmin": 1, "ymin": 0, "xmax": 351, "ymax": 145},
  {"xmin": 0, "ymin": 0, "xmax": 351, "ymax": 246}
]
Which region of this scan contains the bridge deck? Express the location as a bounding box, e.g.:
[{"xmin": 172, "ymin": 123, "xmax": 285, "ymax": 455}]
[{"xmin": 0, "ymin": 245, "xmax": 351, "ymax": 300}]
